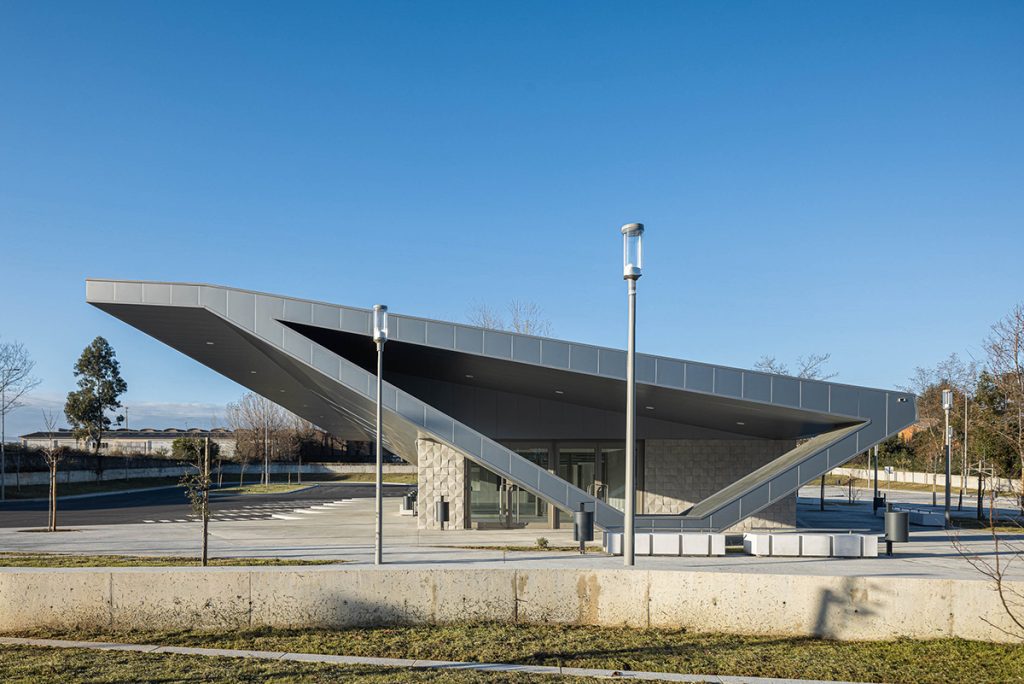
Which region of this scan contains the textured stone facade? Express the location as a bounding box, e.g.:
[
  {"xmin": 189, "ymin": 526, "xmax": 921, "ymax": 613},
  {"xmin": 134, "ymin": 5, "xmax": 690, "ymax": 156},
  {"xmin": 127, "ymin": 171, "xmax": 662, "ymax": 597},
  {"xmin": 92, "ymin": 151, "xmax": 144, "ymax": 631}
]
[
  {"xmin": 643, "ymin": 439, "xmax": 797, "ymax": 532},
  {"xmin": 416, "ymin": 439, "xmax": 469, "ymax": 530}
]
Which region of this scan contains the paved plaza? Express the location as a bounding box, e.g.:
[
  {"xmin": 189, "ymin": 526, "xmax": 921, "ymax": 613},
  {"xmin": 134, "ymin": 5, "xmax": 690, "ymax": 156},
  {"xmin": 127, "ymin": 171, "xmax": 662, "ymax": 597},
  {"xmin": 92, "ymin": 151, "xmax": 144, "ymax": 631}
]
[{"xmin": 1, "ymin": 482, "xmax": 1020, "ymax": 582}]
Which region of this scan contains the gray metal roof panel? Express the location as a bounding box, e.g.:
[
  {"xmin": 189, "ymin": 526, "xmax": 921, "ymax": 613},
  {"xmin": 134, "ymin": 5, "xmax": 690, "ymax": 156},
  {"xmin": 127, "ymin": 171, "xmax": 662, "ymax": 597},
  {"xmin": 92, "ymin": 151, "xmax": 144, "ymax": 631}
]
[{"xmin": 85, "ymin": 279, "xmax": 915, "ymax": 426}]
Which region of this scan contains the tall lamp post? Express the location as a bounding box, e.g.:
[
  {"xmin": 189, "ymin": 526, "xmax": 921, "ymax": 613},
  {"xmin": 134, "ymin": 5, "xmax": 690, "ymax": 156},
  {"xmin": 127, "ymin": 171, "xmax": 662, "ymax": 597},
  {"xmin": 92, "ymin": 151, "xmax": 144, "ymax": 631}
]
[
  {"xmin": 373, "ymin": 304, "xmax": 388, "ymax": 565},
  {"xmin": 872, "ymin": 444, "xmax": 879, "ymax": 513},
  {"xmin": 1, "ymin": 367, "xmax": 20, "ymax": 503},
  {"xmin": 942, "ymin": 388, "xmax": 953, "ymax": 527},
  {"xmin": 621, "ymin": 223, "xmax": 643, "ymax": 567}
]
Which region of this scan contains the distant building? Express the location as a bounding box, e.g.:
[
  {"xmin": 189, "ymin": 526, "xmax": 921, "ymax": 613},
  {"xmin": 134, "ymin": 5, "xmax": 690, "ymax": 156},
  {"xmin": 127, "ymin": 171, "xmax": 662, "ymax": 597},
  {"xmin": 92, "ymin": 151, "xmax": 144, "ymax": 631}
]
[{"xmin": 19, "ymin": 427, "xmax": 236, "ymax": 458}]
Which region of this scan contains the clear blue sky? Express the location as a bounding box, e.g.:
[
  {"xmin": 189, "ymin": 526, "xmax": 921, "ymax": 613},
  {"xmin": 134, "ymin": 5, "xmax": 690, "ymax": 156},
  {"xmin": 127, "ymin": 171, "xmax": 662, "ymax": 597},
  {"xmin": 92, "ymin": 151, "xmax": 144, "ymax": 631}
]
[{"xmin": 1, "ymin": 1, "xmax": 1022, "ymax": 436}]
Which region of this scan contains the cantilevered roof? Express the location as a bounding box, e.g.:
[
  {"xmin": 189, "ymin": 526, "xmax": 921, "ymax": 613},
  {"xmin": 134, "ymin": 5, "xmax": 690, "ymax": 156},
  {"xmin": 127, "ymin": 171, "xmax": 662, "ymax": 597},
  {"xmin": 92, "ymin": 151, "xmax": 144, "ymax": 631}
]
[{"xmin": 86, "ymin": 279, "xmax": 917, "ymax": 531}]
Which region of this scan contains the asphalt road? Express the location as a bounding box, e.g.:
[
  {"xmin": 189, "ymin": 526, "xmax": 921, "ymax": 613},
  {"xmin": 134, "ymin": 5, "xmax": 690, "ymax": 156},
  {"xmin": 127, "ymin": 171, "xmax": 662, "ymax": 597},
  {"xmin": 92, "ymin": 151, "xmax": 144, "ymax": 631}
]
[{"xmin": 0, "ymin": 482, "xmax": 415, "ymax": 529}]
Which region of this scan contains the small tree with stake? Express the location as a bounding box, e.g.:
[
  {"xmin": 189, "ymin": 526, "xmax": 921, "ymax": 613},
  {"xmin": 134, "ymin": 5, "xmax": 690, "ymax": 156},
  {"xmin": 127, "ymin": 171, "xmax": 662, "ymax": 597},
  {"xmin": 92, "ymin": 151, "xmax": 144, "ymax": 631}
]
[
  {"xmin": 40, "ymin": 410, "xmax": 66, "ymax": 532},
  {"xmin": 177, "ymin": 436, "xmax": 213, "ymax": 566}
]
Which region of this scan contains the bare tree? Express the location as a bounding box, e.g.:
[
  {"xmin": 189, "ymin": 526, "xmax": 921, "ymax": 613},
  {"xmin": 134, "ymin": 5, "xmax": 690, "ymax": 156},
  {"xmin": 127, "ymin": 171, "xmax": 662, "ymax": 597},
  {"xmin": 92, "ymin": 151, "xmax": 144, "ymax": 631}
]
[
  {"xmin": 1, "ymin": 340, "xmax": 41, "ymax": 500},
  {"xmin": 901, "ymin": 353, "xmax": 977, "ymax": 504},
  {"xmin": 984, "ymin": 304, "xmax": 1024, "ymax": 512},
  {"xmin": 467, "ymin": 302, "xmax": 506, "ymax": 330},
  {"xmin": 225, "ymin": 392, "xmax": 287, "ymax": 486},
  {"xmin": 795, "ymin": 353, "xmax": 838, "ymax": 381},
  {"xmin": 754, "ymin": 353, "xmax": 837, "ymax": 380},
  {"xmin": 467, "ymin": 300, "xmax": 552, "ymax": 336},
  {"xmin": 508, "ymin": 300, "xmax": 552, "ymax": 336},
  {"xmin": 950, "ymin": 487, "xmax": 1024, "ymax": 640},
  {"xmin": 753, "ymin": 355, "xmax": 789, "ymax": 376},
  {"xmin": 178, "ymin": 437, "xmax": 212, "ymax": 566},
  {"xmin": 288, "ymin": 415, "xmax": 318, "ymax": 484},
  {"xmin": 40, "ymin": 410, "xmax": 66, "ymax": 532}
]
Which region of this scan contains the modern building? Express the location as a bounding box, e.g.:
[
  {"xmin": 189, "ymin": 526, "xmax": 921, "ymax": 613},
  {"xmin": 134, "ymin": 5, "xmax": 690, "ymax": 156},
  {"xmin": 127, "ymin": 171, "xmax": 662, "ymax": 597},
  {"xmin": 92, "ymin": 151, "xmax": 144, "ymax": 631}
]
[
  {"xmin": 86, "ymin": 279, "xmax": 917, "ymax": 533},
  {"xmin": 20, "ymin": 427, "xmax": 236, "ymax": 457}
]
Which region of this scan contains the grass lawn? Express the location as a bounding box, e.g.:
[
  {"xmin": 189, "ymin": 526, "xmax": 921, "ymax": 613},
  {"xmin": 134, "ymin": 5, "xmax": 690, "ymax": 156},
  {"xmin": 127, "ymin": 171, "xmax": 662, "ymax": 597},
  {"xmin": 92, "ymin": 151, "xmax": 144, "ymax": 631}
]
[
  {"xmin": 3, "ymin": 472, "xmax": 416, "ymax": 501},
  {"xmin": 823, "ymin": 474, "xmax": 985, "ymax": 496},
  {"xmin": 14, "ymin": 624, "xmax": 1024, "ymax": 684},
  {"xmin": 212, "ymin": 482, "xmax": 313, "ymax": 495},
  {"xmin": 446, "ymin": 544, "xmax": 601, "ymax": 553},
  {"xmin": 0, "ymin": 645, "xmax": 570, "ymax": 683},
  {"xmin": 2, "ymin": 476, "xmax": 186, "ymax": 500},
  {"xmin": 949, "ymin": 517, "xmax": 1024, "ymax": 533},
  {"xmin": 330, "ymin": 473, "xmax": 418, "ymax": 484},
  {"xmin": 0, "ymin": 552, "xmax": 340, "ymax": 568}
]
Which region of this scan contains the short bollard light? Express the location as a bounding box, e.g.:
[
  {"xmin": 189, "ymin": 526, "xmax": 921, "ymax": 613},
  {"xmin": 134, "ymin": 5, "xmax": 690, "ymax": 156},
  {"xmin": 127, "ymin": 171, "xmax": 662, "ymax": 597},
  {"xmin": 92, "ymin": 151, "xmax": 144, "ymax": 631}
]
[
  {"xmin": 435, "ymin": 496, "xmax": 450, "ymax": 531},
  {"xmin": 573, "ymin": 502, "xmax": 595, "ymax": 554}
]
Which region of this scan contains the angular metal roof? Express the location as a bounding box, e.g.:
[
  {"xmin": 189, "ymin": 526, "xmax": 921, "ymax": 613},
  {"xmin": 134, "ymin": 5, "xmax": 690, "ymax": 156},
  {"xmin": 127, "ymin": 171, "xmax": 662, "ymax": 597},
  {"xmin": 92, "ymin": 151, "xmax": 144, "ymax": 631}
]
[{"xmin": 87, "ymin": 279, "xmax": 917, "ymax": 531}]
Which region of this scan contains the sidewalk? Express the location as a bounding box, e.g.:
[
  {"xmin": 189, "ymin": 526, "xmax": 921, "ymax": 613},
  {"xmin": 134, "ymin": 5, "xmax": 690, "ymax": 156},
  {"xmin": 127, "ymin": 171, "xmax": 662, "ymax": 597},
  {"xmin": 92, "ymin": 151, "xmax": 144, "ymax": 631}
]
[{"xmin": 0, "ymin": 636, "xmax": 877, "ymax": 684}]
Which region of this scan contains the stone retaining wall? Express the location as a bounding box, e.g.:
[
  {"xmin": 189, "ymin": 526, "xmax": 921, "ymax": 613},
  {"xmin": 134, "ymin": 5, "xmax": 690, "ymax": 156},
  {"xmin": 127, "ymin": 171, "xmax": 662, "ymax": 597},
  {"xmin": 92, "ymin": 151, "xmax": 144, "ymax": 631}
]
[
  {"xmin": 644, "ymin": 439, "xmax": 798, "ymax": 531},
  {"xmin": 0, "ymin": 566, "xmax": 1018, "ymax": 643}
]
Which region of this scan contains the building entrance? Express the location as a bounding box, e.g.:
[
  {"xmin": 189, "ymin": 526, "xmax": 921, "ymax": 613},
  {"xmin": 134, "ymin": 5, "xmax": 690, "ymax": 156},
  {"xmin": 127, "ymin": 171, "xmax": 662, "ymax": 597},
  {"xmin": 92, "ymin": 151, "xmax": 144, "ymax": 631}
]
[
  {"xmin": 468, "ymin": 440, "xmax": 637, "ymax": 529},
  {"xmin": 468, "ymin": 445, "xmax": 549, "ymax": 528}
]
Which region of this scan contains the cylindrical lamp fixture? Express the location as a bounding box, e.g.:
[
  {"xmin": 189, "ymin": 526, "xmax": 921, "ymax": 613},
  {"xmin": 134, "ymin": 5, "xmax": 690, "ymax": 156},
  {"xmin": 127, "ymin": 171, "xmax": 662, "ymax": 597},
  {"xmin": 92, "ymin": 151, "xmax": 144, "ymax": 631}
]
[
  {"xmin": 373, "ymin": 304, "xmax": 389, "ymax": 343},
  {"xmin": 622, "ymin": 223, "xmax": 644, "ymax": 280}
]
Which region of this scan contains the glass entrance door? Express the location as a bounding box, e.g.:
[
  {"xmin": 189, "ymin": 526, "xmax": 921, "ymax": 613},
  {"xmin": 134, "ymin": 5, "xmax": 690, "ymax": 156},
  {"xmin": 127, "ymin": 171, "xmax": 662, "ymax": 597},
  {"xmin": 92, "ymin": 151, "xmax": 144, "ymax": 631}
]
[
  {"xmin": 509, "ymin": 446, "xmax": 548, "ymax": 526},
  {"xmin": 557, "ymin": 444, "xmax": 598, "ymax": 523},
  {"xmin": 601, "ymin": 444, "xmax": 627, "ymax": 512},
  {"xmin": 469, "ymin": 445, "xmax": 549, "ymax": 528}
]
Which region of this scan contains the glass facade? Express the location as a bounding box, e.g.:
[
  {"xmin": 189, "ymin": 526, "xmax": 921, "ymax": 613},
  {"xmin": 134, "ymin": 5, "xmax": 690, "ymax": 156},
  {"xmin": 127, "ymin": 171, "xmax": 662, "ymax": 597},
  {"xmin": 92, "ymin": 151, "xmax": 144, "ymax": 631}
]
[
  {"xmin": 468, "ymin": 445, "xmax": 549, "ymax": 527},
  {"xmin": 467, "ymin": 440, "xmax": 636, "ymax": 528}
]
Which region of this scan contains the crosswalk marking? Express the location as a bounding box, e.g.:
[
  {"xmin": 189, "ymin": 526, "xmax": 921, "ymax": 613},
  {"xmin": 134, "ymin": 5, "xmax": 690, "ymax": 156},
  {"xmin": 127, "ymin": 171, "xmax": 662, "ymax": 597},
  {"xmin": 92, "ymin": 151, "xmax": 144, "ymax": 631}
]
[{"xmin": 140, "ymin": 498, "xmax": 356, "ymax": 523}]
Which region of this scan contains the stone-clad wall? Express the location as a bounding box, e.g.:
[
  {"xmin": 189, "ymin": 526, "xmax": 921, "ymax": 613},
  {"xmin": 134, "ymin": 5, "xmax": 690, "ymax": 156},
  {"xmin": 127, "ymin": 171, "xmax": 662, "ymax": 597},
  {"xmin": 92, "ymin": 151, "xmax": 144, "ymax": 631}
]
[
  {"xmin": 416, "ymin": 439, "xmax": 469, "ymax": 530},
  {"xmin": 643, "ymin": 439, "xmax": 797, "ymax": 531}
]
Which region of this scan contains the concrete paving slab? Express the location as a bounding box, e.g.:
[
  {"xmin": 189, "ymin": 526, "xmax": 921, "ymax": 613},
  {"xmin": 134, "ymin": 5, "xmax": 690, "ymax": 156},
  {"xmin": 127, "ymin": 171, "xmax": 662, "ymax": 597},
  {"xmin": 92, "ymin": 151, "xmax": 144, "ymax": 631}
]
[{"xmin": 0, "ymin": 493, "xmax": 1020, "ymax": 582}]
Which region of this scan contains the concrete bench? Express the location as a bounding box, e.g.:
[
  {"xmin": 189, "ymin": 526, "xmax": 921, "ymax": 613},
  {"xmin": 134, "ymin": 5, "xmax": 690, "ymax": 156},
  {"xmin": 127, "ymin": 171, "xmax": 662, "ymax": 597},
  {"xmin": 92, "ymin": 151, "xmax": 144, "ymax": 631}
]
[
  {"xmin": 908, "ymin": 510, "xmax": 944, "ymax": 527},
  {"xmin": 603, "ymin": 532, "xmax": 725, "ymax": 556},
  {"xmin": 881, "ymin": 506, "xmax": 944, "ymax": 527},
  {"xmin": 742, "ymin": 532, "xmax": 879, "ymax": 558}
]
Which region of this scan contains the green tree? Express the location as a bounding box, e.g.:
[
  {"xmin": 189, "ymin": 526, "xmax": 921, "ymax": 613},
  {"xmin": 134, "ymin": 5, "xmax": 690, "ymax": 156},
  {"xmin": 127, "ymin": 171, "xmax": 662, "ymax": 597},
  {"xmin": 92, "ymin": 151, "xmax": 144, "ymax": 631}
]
[{"xmin": 64, "ymin": 337, "xmax": 127, "ymax": 476}]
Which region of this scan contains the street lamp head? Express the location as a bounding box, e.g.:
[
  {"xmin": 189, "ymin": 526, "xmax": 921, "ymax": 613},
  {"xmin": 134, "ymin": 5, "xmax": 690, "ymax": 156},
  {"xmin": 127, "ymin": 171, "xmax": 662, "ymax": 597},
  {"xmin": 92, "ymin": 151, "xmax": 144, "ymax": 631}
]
[
  {"xmin": 373, "ymin": 305, "xmax": 388, "ymax": 344},
  {"xmin": 942, "ymin": 388, "xmax": 953, "ymax": 411},
  {"xmin": 621, "ymin": 223, "xmax": 644, "ymax": 280}
]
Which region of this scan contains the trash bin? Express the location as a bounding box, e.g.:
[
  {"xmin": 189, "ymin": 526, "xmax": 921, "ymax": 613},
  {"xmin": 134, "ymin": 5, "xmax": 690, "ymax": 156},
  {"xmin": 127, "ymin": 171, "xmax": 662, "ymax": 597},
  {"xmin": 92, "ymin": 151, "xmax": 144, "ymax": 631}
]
[
  {"xmin": 573, "ymin": 503, "xmax": 594, "ymax": 554},
  {"xmin": 885, "ymin": 510, "xmax": 909, "ymax": 542},
  {"xmin": 435, "ymin": 497, "xmax": 450, "ymax": 530},
  {"xmin": 884, "ymin": 509, "xmax": 909, "ymax": 555}
]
